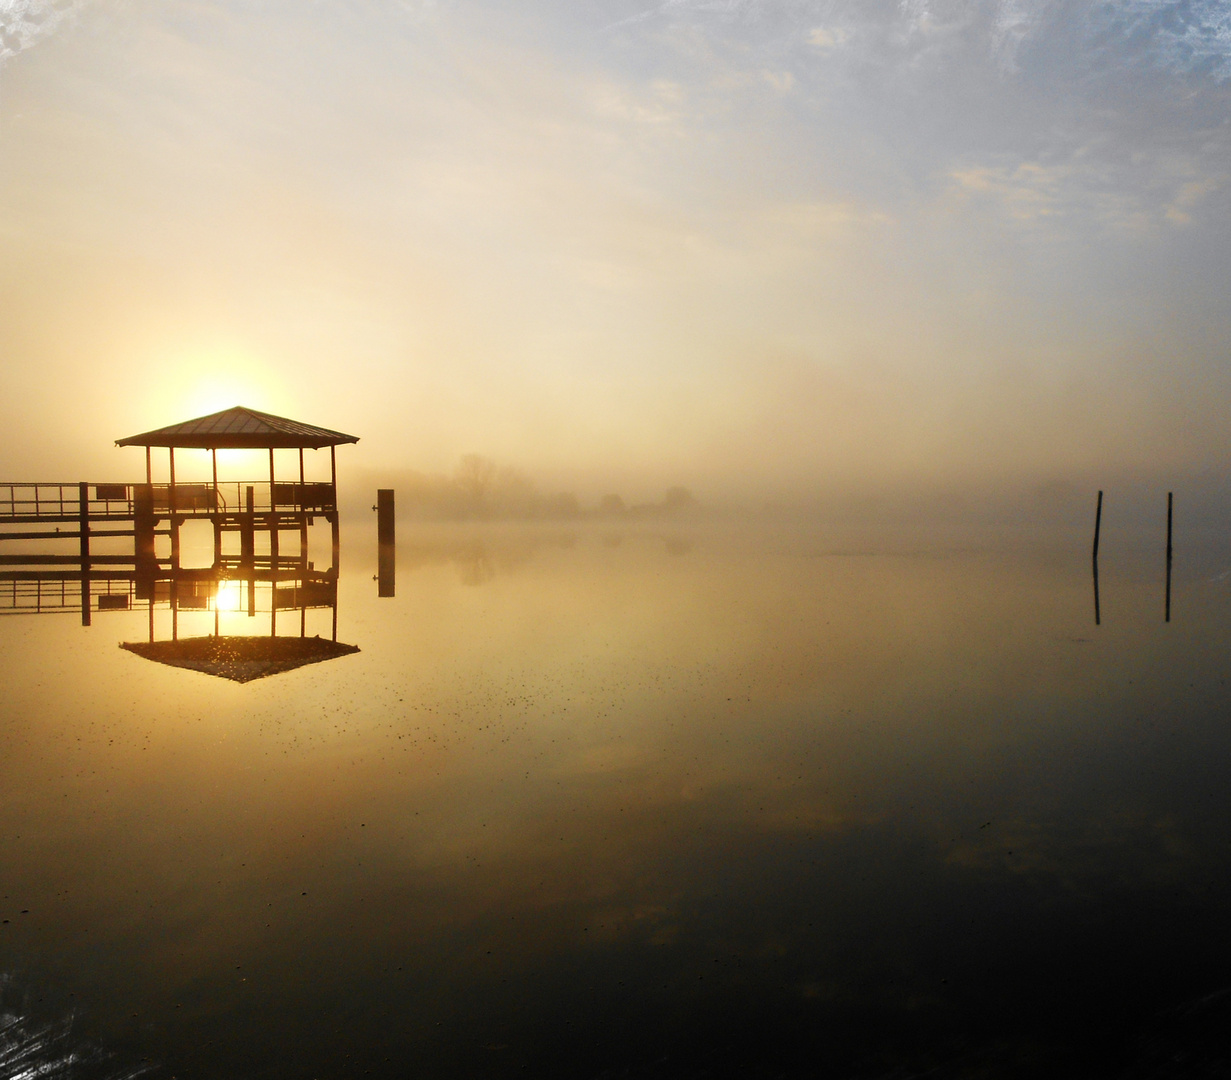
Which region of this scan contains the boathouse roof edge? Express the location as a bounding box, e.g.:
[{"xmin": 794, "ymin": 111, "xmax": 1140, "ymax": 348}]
[{"xmin": 116, "ymin": 406, "xmax": 360, "ymax": 450}]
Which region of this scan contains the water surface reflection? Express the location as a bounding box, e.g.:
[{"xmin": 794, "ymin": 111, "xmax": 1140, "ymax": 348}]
[{"xmin": 2, "ymin": 523, "xmax": 1231, "ymax": 1077}]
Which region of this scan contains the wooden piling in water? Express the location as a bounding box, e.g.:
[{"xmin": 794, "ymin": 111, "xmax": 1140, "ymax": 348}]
[
  {"xmin": 1092, "ymin": 490, "xmax": 1103, "ymax": 560},
  {"xmin": 1165, "ymin": 491, "xmax": 1173, "ymax": 623},
  {"xmin": 377, "ymin": 490, "xmax": 395, "ymax": 547},
  {"xmin": 377, "ymin": 489, "xmax": 395, "ymax": 598}
]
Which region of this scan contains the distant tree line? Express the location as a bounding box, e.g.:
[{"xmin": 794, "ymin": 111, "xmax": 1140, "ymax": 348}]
[{"xmin": 396, "ymin": 454, "xmax": 700, "ymax": 521}]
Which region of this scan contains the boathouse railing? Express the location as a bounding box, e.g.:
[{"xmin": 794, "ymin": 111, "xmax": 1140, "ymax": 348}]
[{"xmin": 1, "ymin": 481, "xmax": 337, "ymax": 522}]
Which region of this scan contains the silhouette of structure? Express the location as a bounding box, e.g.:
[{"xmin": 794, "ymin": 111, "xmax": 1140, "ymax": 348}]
[
  {"xmin": 1, "ymin": 408, "xmax": 360, "ymax": 661},
  {"xmin": 115, "ymin": 405, "xmax": 358, "ymax": 577}
]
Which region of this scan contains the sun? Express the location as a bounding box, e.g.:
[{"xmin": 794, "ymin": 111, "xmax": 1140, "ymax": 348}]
[{"xmin": 214, "ymin": 581, "xmax": 244, "ymax": 612}]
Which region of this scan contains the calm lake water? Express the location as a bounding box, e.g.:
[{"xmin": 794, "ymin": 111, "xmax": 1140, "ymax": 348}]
[{"xmin": 3, "ymin": 519, "xmax": 1231, "ymax": 1078}]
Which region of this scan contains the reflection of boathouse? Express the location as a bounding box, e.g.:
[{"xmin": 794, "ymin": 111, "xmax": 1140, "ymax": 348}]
[{"xmin": 1, "ymin": 407, "xmax": 363, "ymax": 678}]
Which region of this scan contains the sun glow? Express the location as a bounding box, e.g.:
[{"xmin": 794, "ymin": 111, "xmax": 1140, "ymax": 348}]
[
  {"xmin": 132, "ymin": 345, "xmax": 286, "ymax": 427},
  {"xmin": 214, "ymin": 581, "xmax": 244, "ymax": 612}
]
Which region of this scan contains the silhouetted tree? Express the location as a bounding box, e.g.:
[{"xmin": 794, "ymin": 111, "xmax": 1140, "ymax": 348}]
[
  {"xmin": 662, "ymin": 486, "xmax": 697, "ymax": 511},
  {"xmin": 599, "ymin": 493, "xmax": 627, "ymax": 517},
  {"xmin": 455, "ymin": 454, "xmax": 498, "ymax": 516}
]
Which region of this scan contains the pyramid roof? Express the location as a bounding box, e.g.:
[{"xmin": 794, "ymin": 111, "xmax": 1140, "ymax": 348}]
[
  {"xmin": 120, "ymin": 635, "xmax": 360, "ymax": 682},
  {"xmin": 117, "ymin": 406, "xmax": 359, "ymax": 449}
]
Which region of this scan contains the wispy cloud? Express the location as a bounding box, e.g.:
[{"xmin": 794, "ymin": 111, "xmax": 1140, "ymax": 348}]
[
  {"xmin": 1104, "ymin": 0, "xmax": 1231, "ymax": 79},
  {"xmin": 605, "ymin": 0, "xmax": 772, "ymax": 32},
  {"xmin": 946, "ymin": 147, "xmax": 1225, "ymax": 232},
  {"xmin": 0, "ymin": 0, "xmax": 83, "ymax": 65},
  {"xmin": 604, "ymin": 0, "xmax": 1231, "ymax": 82}
]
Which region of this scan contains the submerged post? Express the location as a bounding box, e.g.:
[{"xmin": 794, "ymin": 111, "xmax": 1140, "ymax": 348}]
[
  {"xmin": 1092, "ymin": 490, "xmax": 1103, "ymax": 560},
  {"xmin": 377, "ymin": 489, "xmax": 395, "ymax": 598},
  {"xmin": 1166, "ymin": 491, "xmax": 1173, "ymax": 623},
  {"xmin": 1091, "ymin": 489, "xmax": 1103, "ymax": 627},
  {"xmin": 377, "ymin": 489, "xmax": 395, "ymax": 547}
]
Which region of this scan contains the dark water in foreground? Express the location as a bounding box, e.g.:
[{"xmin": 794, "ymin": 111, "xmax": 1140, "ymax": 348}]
[{"xmin": 3, "ymin": 521, "xmax": 1231, "ymax": 1078}]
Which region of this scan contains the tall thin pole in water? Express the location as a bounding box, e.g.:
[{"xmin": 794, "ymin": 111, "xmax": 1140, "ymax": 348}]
[
  {"xmin": 1092, "ymin": 490, "xmax": 1103, "ymax": 626},
  {"xmin": 1165, "ymin": 491, "xmax": 1173, "ymax": 623},
  {"xmin": 1092, "ymin": 490, "xmax": 1103, "ymax": 560}
]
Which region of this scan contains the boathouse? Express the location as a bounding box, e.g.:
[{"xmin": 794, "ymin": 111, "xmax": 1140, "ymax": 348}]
[
  {"xmin": 116, "ymin": 405, "xmax": 359, "ymax": 574},
  {"xmin": 1, "ymin": 407, "xmax": 359, "ymax": 639}
]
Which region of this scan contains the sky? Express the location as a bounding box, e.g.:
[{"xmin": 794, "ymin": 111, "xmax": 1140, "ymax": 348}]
[{"xmin": 2, "ymin": 0, "xmax": 1231, "ymax": 505}]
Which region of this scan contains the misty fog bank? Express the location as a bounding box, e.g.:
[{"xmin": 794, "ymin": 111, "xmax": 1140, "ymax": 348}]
[
  {"xmin": 344, "ymin": 454, "xmax": 702, "ymax": 523},
  {"xmin": 342, "ymin": 457, "xmax": 1231, "ymax": 538}
]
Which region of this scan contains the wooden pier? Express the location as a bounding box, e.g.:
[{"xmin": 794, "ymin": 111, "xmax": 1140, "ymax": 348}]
[{"xmin": 0, "ymin": 406, "xmax": 358, "ymax": 630}]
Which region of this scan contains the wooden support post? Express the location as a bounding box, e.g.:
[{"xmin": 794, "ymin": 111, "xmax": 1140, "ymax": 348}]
[
  {"xmin": 169, "ymin": 447, "xmax": 180, "ymax": 570},
  {"xmin": 248, "ymin": 573, "xmax": 256, "ymax": 618},
  {"xmin": 331, "ymin": 513, "xmax": 340, "ymax": 572},
  {"xmin": 270, "ymin": 516, "xmax": 280, "ymax": 571},
  {"xmin": 79, "ymin": 481, "xmax": 91, "ymax": 626},
  {"xmin": 241, "ymin": 485, "xmax": 256, "ymax": 569},
  {"xmin": 145, "ymin": 446, "xmax": 152, "ymax": 485},
  {"xmin": 212, "ymin": 449, "xmax": 221, "ymax": 566},
  {"xmin": 78, "ymin": 482, "xmax": 91, "ymax": 567}
]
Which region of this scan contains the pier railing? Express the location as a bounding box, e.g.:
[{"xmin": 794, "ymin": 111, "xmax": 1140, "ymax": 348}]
[
  {"xmin": 0, "ymin": 483, "xmax": 135, "ymax": 522},
  {"xmin": 0, "ymin": 481, "xmax": 336, "ymax": 522}
]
